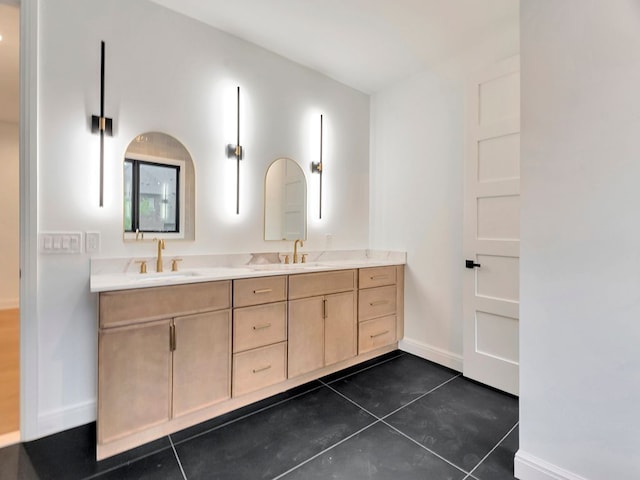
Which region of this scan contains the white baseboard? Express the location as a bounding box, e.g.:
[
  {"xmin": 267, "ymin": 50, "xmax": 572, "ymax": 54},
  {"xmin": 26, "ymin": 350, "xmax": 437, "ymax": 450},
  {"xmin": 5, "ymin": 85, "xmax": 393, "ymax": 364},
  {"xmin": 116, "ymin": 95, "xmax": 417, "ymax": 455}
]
[
  {"xmin": 515, "ymin": 450, "xmax": 590, "ymax": 480},
  {"xmin": 36, "ymin": 400, "xmax": 96, "ymax": 439},
  {"xmin": 0, "ymin": 298, "xmax": 19, "ymax": 310},
  {"xmin": 398, "ymin": 337, "xmax": 463, "ymax": 372}
]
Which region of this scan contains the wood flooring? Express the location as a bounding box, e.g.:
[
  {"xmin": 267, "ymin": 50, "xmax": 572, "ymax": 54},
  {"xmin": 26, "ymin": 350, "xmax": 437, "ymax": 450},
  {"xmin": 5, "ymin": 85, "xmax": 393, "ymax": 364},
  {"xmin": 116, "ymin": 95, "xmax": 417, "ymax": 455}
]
[{"xmin": 0, "ymin": 308, "xmax": 19, "ymax": 435}]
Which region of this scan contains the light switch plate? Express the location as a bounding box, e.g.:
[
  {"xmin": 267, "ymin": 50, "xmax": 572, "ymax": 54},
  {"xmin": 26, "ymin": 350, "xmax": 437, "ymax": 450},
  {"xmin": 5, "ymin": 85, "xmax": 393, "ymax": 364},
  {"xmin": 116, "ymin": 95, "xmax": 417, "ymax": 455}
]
[
  {"xmin": 39, "ymin": 232, "xmax": 83, "ymax": 254},
  {"xmin": 86, "ymin": 232, "xmax": 100, "ymax": 254}
]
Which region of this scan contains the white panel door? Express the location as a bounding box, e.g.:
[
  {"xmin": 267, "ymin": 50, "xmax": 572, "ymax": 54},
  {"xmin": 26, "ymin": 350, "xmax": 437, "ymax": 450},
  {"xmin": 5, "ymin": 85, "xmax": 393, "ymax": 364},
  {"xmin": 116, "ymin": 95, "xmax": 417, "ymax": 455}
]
[
  {"xmin": 283, "ymin": 160, "xmax": 305, "ymax": 239},
  {"xmin": 463, "ymin": 56, "xmax": 520, "ymax": 395}
]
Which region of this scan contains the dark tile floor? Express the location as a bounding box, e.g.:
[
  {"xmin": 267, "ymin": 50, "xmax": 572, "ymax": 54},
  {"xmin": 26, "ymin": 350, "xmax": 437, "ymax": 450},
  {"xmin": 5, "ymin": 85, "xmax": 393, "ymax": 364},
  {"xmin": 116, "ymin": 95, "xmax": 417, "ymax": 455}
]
[{"xmin": 0, "ymin": 351, "xmax": 519, "ymax": 480}]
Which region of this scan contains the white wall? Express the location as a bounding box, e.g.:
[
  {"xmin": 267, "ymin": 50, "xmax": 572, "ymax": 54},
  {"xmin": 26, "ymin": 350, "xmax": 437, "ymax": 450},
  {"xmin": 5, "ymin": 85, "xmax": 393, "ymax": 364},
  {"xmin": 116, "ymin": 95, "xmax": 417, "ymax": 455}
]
[
  {"xmin": 517, "ymin": 2, "xmax": 640, "ymax": 479},
  {"xmin": 34, "ymin": 0, "xmax": 370, "ymax": 437},
  {"xmin": 0, "ymin": 121, "xmax": 19, "ymax": 309},
  {"xmin": 369, "ymin": 22, "xmax": 519, "ymax": 370}
]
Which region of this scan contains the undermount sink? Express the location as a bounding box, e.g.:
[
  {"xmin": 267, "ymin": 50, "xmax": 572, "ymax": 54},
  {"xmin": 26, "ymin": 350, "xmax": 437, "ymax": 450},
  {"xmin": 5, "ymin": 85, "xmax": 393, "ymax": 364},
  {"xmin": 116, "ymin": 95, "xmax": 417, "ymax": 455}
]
[
  {"xmin": 250, "ymin": 262, "xmax": 322, "ymax": 271},
  {"xmin": 130, "ymin": 271, "xmax": 202, "ymax": 282}
]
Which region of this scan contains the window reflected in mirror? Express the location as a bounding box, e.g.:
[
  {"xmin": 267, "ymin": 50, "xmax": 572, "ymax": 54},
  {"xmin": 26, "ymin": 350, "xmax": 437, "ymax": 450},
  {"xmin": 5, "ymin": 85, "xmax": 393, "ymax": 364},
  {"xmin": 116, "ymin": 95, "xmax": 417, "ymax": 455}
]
[
  {"xmin": 124, "ymin": 160, "xmax": 180, "ymax": 233},
  {"xmin": 264, "ymin": 158, "xmax": 307, "ymax": 241},
  {"xmin": 123, "ymin": 132, "xmax": 195, "ymax": 241}
]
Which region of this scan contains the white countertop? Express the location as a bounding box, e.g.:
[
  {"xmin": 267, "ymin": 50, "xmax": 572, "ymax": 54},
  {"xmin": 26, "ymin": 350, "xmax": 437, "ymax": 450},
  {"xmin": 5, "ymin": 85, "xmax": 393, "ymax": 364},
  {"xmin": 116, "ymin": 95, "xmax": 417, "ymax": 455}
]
[{"xmin": 90, "ymin": 250, "xmax": 406, "ymax": 293}]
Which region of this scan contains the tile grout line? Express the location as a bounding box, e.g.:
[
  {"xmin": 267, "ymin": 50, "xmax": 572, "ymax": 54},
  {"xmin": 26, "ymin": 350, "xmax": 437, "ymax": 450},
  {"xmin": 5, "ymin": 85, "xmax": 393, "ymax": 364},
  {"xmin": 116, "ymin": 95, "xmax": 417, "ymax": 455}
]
[
  {"xmin": 322, "ymin": 351, "xmax": 407, "ymax": 385},
  {"xmin": 172, "ymin": 383, "xmax": 325, "ymax": 446},
  {"xmin": 380, "ymin": 373, "xmax": 461, "ymax": 421},
  {"xmin": 169, "ymin": 435, "xmax": 188, "ymax": 480},
  {"xmin": 319, "ymin": 380, "xmax": 383, "ymax": 420},
  {"xmin": 320, "ymin": 374, "xmax": 470, "ymax": 476},
  {"xmin": 381, "ymin": 419, "xmax": 473, "ymax": 478},
  {"xmin": 270, "ymin": 421, "xmax": 381, "ymax": 480},
  {"xmin": 320, "ymin": 371, "xmax": 460, "ymax": 425},
  {"xmin": 463, "ymin": 421, "xmax": 519, "ymax": 480}
]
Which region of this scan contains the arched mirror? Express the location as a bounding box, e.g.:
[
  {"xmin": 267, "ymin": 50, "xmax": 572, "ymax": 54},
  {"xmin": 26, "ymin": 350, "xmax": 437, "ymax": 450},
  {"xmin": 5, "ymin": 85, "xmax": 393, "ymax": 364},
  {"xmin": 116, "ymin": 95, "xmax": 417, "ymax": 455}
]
[
  {"xmin": 123, "ymin": 132, "xmax": 195, "ymax": 241},
  {"xmin": 264, "ymin": 158, "xmax": 307, "ymax": 241}
]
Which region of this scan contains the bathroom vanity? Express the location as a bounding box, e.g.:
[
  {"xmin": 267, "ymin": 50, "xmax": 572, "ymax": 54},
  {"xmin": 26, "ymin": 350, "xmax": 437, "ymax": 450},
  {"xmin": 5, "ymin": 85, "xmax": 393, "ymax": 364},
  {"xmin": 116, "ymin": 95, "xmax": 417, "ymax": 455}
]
[{"xmin": 91, "ymin": 252, "xmax": 404, "ymax": 459}]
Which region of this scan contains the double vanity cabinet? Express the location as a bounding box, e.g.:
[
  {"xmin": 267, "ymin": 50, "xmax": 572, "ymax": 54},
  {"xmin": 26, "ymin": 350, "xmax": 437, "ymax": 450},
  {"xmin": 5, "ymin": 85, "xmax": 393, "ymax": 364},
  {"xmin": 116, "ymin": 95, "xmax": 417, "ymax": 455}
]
[{"xmin": 96, "ymin": 264, "xmax": 404, "ymax": 459}]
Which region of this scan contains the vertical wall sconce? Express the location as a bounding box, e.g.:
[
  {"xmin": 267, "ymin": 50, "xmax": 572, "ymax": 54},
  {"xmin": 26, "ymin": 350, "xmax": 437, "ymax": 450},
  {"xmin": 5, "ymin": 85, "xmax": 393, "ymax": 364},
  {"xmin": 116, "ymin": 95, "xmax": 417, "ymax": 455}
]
[
  {"xmin": 226, "ymin": 86, "xmax": 243, "ymax": 215},
  {"xmin": 90, "ymin": 41, "xmax": 113, "ymax": 207},
  {"xmin": 311, "ymin": 114, "xmax": 323, "ymax": 219}
]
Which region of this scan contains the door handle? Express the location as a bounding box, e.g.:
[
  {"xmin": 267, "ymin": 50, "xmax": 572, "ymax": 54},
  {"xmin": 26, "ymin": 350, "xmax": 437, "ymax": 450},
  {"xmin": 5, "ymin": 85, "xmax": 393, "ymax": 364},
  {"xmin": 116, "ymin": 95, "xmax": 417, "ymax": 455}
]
[{"xmin": 465, "ymin": 259, "xmax": 481, "ymax": 269}]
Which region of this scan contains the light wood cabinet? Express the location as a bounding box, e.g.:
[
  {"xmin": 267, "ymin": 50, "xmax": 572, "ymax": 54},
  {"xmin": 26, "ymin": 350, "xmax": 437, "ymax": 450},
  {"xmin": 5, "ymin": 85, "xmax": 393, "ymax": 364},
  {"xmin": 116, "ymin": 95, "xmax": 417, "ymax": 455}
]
[
  {"xmin": 97, "ymin": 265, "xmax": 403, "ymax": 460},
  {"xmin": 232, "ymin": 342, "xmax": 287, "ymax": 397},
  {"xmin": 233, "ymin": 301, "xmax": 287, "ymax": 353},
  {"xmin": 288, "ymin": 297, "xmax": 324, "ymax": 377},
  {"xmin": 232, "ymin": 276, "xmax": 288, "ymax": 397},
  {"xmin": 324, "ymin": 291, "xmax": 358, "ymax": 366},
  {"xmin": 288, "ymin": 271, "xmax": 357, "ymax": 378},
  {"xmin": 98, "ymin": 281, "xmax": 231, "ymax": 446},
  {"xmin": 173, "ymin": 311, "xmax": 231, "ymax": 418},
  {"xmin": 358, "ymin": 266, "xmax": 404, "ymax": 354},
  {"xmin": 99, "ymin": 281, "xmax": 230, "ymax": 328},
  {"xmin": 98, "ymin": 319, "xmax": 172, "ymax": 444},
  {"xmin": 234, "ymin": 275, "xmax": 287, "ymax": 307},
  {"xmin": 358, "ymin": 315, "xmax": 397, "ymax": 354}
]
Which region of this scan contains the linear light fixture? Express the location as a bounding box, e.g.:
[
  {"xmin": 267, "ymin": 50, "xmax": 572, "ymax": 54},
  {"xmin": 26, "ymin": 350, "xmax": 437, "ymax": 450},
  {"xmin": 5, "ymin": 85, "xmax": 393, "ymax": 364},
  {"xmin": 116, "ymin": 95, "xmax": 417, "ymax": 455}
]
[
  {"xmin": 311, "ymin": 114, "xmax": 323, "ymax": 219},
  {"xmin": 90, "ymin": 40, "xmax": 113, "ymax": 207},
  {"xmin": 226, "ymin": 86, "xmax": 243, "ymax": 215}
]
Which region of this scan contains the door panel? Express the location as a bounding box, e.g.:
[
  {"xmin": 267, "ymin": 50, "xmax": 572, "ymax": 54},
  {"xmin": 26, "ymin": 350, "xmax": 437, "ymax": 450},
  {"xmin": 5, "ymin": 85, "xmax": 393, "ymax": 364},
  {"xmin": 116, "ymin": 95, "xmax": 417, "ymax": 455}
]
[
  {"xmin": 325, "ymin": 291, "xmax": 356, "ymax": 366},
  {"xmin": 478, "ymin": 133, "xmax": 520, "ymax": 182},
  {"xmin": 476, "ymin": 255, "xmax": 519, "ymax": 302},
  {"xmin": 479, "ymin": 71, "xmax": 520, "ymax": 125},
  {"xmin": 475, "ymin": 311, "xmax": 519, "ymax": 364},
  {"xmin": 172, "ymin": 310, "xmax": 231, "ymax": 418},
  {"xmin": 98, "ymin": 320, "xmax": 172, "ymax": 443},
  {"xmin": 288, "ymin": 297, "xmax": 324, "ymax": 378},
  {"xmin": 464, "ymin": 56, "xmax": 520, "ymax": 395},
  {"xmin": 477, "ymin": 195, "xmax": 520, "ymax": 240}
]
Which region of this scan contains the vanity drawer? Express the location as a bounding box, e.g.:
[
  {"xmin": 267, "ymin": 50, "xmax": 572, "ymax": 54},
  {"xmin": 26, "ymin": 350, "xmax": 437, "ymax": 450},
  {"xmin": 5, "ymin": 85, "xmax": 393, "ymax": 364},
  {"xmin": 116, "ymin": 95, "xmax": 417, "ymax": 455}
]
[
  {"xmin": 359, "ymin": 266, "xmax": 397, "ymax": 289},
  {"xmin": 358, "ymin": 285, "xmax": 397, "ymax": 321},
  {"xmin": 234, "ymin": 276, "xmax": 287, "ymax": 307},
  {"xmin": 288, "ymin": 270, "xmax": 356, "ymax": 300},
  {"xmin": 233, "ymin": 302, "xmax": 287, "ymax": 353},
  {"xmin": 232, "ymin": 342, "xmax": 287, "ymax": 397},
  {"xmin": 99, "ymin": 281, "xmax": 231, "ymax": 329},
  {"xmin": 358, "ymin": 315, "xmax": 397, "ymax": 354}
]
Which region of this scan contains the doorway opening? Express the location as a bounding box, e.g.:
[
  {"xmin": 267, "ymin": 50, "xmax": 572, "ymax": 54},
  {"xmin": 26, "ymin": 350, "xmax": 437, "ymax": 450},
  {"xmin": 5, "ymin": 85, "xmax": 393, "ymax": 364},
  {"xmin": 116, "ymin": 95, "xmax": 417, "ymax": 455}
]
[{"xmin": 0, "ymin": 1, "xmax": 21, "ymax": 448}]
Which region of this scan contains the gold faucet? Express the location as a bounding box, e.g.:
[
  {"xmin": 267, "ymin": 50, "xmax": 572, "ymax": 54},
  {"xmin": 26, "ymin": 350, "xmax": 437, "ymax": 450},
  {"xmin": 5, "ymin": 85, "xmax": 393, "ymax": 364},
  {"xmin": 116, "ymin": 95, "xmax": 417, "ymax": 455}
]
[
  {"xmin": 293, "ymin": 239, "xmax": 304, "ymax": 264},
  {"xmin": 154, "ymin": 238, "xmax": 165, "ymax": 272}
]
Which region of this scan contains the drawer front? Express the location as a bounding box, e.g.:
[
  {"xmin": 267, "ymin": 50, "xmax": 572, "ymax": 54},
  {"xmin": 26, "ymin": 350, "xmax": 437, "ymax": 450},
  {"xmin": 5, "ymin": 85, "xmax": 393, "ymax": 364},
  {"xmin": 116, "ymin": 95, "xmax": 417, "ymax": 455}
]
[
  {"xmin": 233, "ymin": 302, "xmax": 287, "ymax": 353},
  {"xmin": 99, "ymin": 281, "xmax": 231, "ymax": 329},
  {"xmin": 234, "ymin": 276, "xmax": 287, "ymax": 307},
  {"xmin": 359, "ymin": 266, "xmax": 397, "ymax": 289},
  {"xmin": 288, "ymin": 270, "xmax": 356, "ymax": 299},
  {"xmin": 232, "ymin": 342, "xmax": 287, "ymax": 397},
  {"xmin": 358, "ymin": 315, "xmax": 397, "ymax": 354},
  {"xmin": 358, "ymin": 285, "xmax": 397, "ymax": 321}
]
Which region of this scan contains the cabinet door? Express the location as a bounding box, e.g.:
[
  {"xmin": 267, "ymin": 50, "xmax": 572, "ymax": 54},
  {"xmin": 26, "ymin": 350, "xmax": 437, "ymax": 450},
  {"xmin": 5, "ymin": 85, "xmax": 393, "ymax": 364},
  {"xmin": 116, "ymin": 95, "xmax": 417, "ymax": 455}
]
[
  {"xmin": 98, "ymin": 320, "xmax": 172, "ymax": 444},
  {"xmin": 172, "ymin": 310, "xmax": 231, "ymax": 418},
  {"xmin": 288, "ymin": 297, "xmax": 324, "ymax": 378},
  {"xmin": 325, "ymin": 291, "xmax": 357, "ymax": 366}
]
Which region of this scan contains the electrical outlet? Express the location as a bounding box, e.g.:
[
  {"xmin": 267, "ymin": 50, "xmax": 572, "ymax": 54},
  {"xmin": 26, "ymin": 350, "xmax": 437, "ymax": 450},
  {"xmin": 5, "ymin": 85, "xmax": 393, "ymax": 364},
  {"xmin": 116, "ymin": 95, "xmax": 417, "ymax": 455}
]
[
  {"xmin": 86, "ymin": 232, "xmax": 101, "ymax": 254},
  {"xmin": 325, "ymin": 233, "xmax": 333, "ymax": 249}
]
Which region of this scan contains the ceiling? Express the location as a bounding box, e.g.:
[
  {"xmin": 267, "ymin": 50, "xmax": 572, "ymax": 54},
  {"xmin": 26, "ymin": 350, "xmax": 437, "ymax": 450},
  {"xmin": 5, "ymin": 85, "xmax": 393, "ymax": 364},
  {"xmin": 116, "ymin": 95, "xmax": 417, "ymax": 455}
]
[
  {"xmin": 0, "ymin": 1, "xmax": 518, "ymax": 124},
  {"xmin": 150, "ymin": 0, "xmax": 519, "ymax": 93},
  {"xmin": 0, "ymin": 3, "xmax": 19, "ymax": 123}
]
